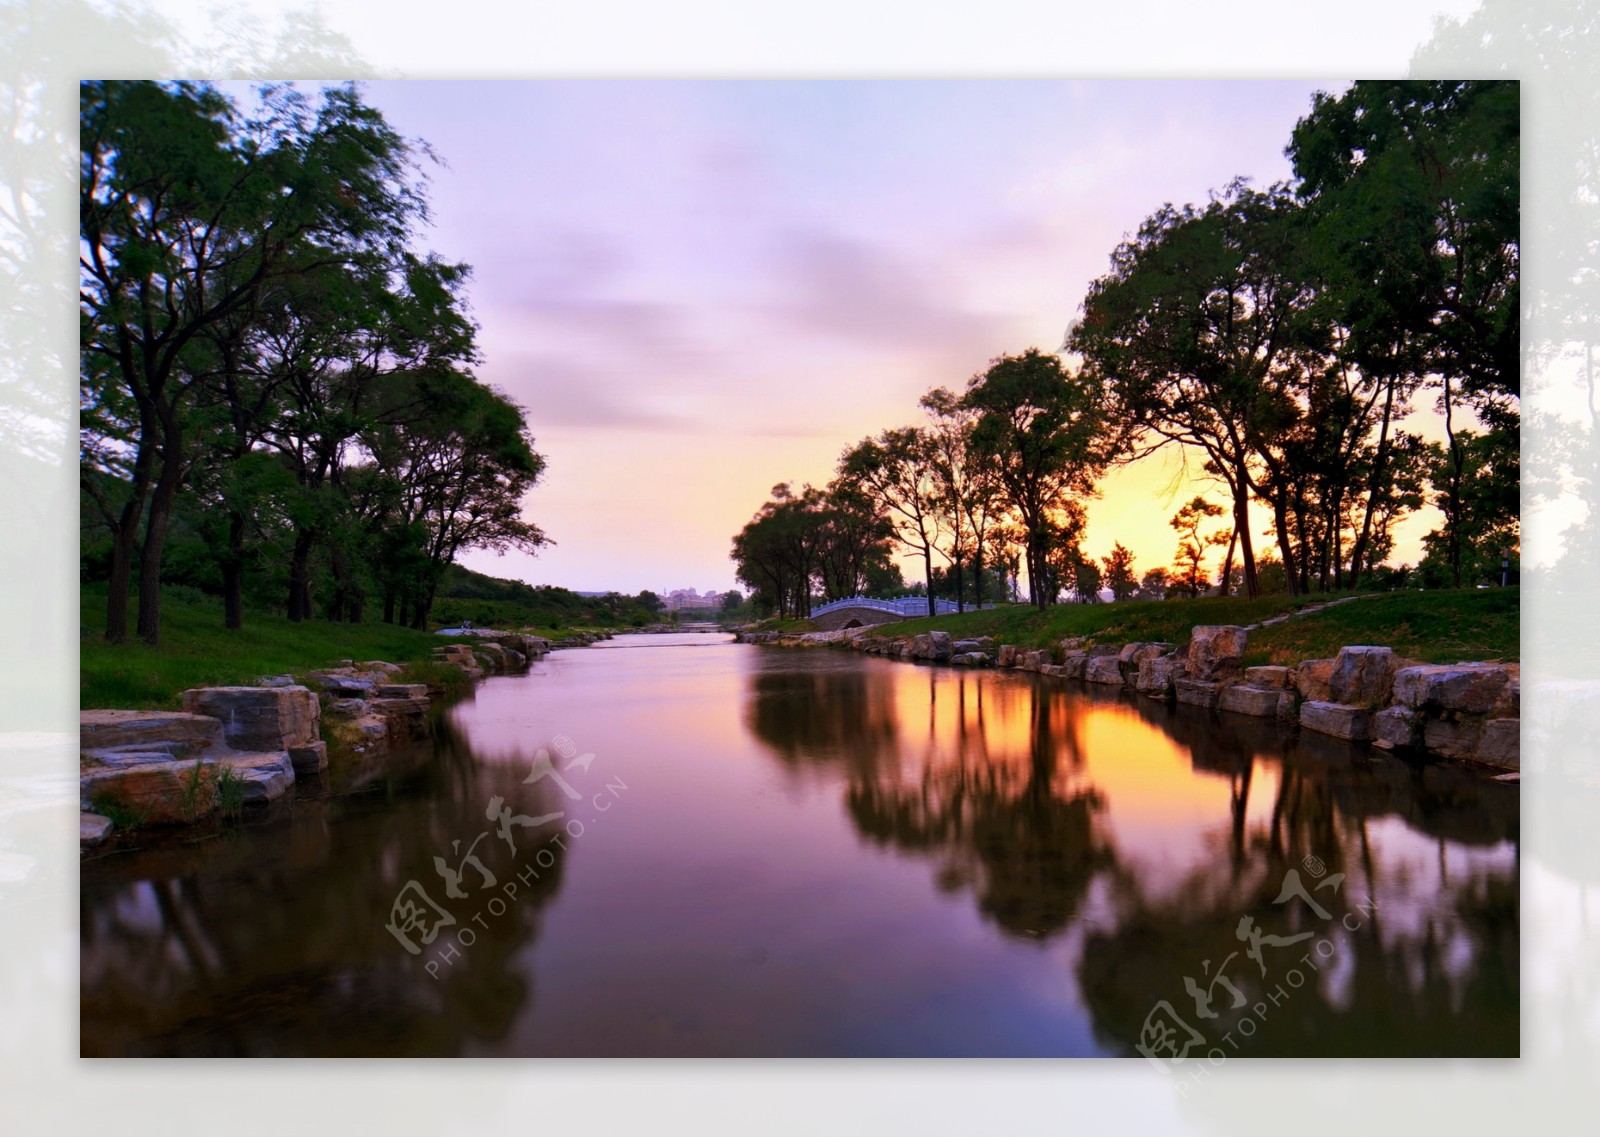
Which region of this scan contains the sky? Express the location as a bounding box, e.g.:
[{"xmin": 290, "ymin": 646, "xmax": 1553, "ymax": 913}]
[{"xmin": 319, "ymin": 79, "xmax": 1441, "ymax": 595}]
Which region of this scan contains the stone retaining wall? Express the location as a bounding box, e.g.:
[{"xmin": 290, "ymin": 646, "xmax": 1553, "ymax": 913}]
[
  {"xmin": 80, "ymin": 631, "xmax": 565, "ymax": 847},
  {"xmin": 735, "ymin": 624, "xmax": 1519, "ymax": 773}
]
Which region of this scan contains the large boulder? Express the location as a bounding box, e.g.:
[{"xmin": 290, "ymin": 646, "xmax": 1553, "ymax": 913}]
[
  {"xmin": 1136, "ymin": 654, "xmax": 1182, "ymax": 698},
  {"xmin": 181, "ymin": 685, "xmax": 320, "ymax": 751},
  {"xmin": 928, "ymin": 631, "xmax": 953, "ymax": 662},
  {"xmin": 1294, "ymin": 659, "xmax": 1336, "ymax": 703},
  {"xmin": 1371, "ymin": 706, "xmax": 1422, "ymax": 750},
  {"xmin": 1187, "ymin": 626, "xmax": 1248, "ymax": 681},
  {"xmin": 997, "ymin": 644, "xmax": 1018, "ymax": 668},
  {"xmin": 1218, "ymin": 685, "xmax": 1293, "ymax": 719},
  {"xmin": 79, "ymin": 709, "xmax": 221, "ymax": 757},
  {"xmin": 1085, "ymin": 656, "xmax": 1125, "ymax": 685},
  {"xmin": 1477, "ymin": 719, "xmax": 1519, "ymax": 770},
  {"xmin": 1328, "ymin": 646, "xmax": 1398, "ymax": 708},
  {"xmin": 214, "ymin": 751, "xmax": 296, "ymax": 804},
  {"xmin": 1392, "ymin": 664, "xmax": 1515, "ymax": 715},
  {"xmin": 81, "ymin": 759, "xmax": 221, "ymax": 826},
  {"xmin": 1299, "ymin": 701, "xmax": 1372, "ymax": 742},
  {"xmin": 1174, "ymin": 678, "xmax": 1221, "ymax": 709},
  {"xmin": 1244, "ymin": 665, "xmax": 1291, "ymax": 690},
  {"xmin": 1060, "ymin": 655, "xmax": 1090, "ymax": 680},
  {"xmin": 1423, "ymin": 714, "xmax": 1485, "ymax": 760}
]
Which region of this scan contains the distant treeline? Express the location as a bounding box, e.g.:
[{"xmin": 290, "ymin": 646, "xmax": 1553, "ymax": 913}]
[
  {"xmin": 80, "ymin": 81, "xmax": 546, "ymax": 645},
  {"xmin": 732, "ymin": 80, "xmax": 1519, "ymax": 618}
]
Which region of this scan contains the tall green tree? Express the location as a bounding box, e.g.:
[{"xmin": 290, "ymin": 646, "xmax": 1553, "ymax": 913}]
[
  {"xmin": 1289, "ymin": 80, "xmax": 1519, "ymax": 586},
  {"xmin": 839, "ymin": 428, "xmax": 945, "ymax": 617},
  {"xmin": 960, "ymin": 349, "xmax": 1115, "ymax": 609}
]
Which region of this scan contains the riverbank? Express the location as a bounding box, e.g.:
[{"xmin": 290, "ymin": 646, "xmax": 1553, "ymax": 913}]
[
  {"xmin": 78, "ymin": 610, "xmax": 614, "ymax": 847},
  {"xmin": 79, "ymin": 585, "xmax": 624, "ymax": 709},
  {"xmin": 737, "ymin": 602, "xmax": 1521, "ymax": 775},
  {"xmin": 790, "ymin": 587, "xmax": 1518, "ymax": 666}
]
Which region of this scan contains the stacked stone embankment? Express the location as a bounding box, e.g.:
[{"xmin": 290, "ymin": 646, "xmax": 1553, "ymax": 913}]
[
  {"xmin": 80, "ymin": 631, "xmax": 562, "ymax": 848},
  {"xmin": 734, "ymin": 623, "xmax": 1519, "ymax": 774}
]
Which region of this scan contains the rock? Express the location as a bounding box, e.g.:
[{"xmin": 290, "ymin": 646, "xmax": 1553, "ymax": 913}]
[
  {"xmin": 1136, "ymin": 654, "xmax": 1181, "ymax": 698},
  {"xmin": 1175, "ymin": 678, "xmax": 1221, "ymax": 709},
  {"xmin": 81, "ymin": 759, "xmax": 220, "ymax": 825},
  {"xmin": 952, "ymin": 640, "xmax": 984, "ymax": 654},
  {"xmin": 1187, "ymin": 626, "xmax": 1248, "ymax": 681},
  {"xmin": 376, "ymin": 683, "xmax": 429, "ymax": 700},
  {"xmin": 1244, "ymin": 666, "xmax": 1291, "ymax": 689},
  {"xmin": 1039, "ymin": 663, "xmax": 1065, "ymax": 677},
  {"xmin": 215, "ymin": 751, "xmax": 296, "ymax": 803},
  {"xmin": 1294, "ymin": 659, "xmax": 1335, "ymax": 703},
  {"xmin": 80, "ymin": 813, "xmax": 113, "ymax": 847},
  {"xmin": 1060, "ymin": 637, "xmax": 1088, "ymax": 652},
  {"xmin": 1328, "ymin": 646, "xmax": 1398, "ymax": 707},
  {"xmin": 81, "ymin": 746, "xmax": 182, "ymax": 768},
  {"xmin": 288, "ymin": 740, "xmax": 329, "ymax": 775},
  {"xmin": 1477, "ymin": 718, "xmax": 1519, "ymax": 769},
  {"xmin": 256, "ymin": 674, "xmax": 299, "ymax": 688},
  {"xmin": 328, "ymin": 698, "xmax": 367, "ymax": 718},
  {"xmin": 1424, "ymin": 713, "xmax": 1485, "ymax": 760},
  {"xmin": 952, "ymin": 652, "xmax": 991, "ymax": 666},
  {"xmin": 1117, "ymin": 642, "xmax": 1146, "ymax": 666},
  {"xmin": 1019, "ymin": 650, "xmax": 1051, "ymax": 673},
  {"xmin": 970, "ymin": 637, "xmax": 998, "ymax": 653},
  {"xmin": 1392, "ymin": 664, "xmax": 1514, "ymax": 715},
  {"xmin": 181, "ymin": 686, "xmax": 320, "ymax": 751},
  {"xmin": 313, "ymin": 673, "xmax": 376, "ymax": 697},
  {"xmin": 360, "ymin": 660, "xmax": 405, "ymax": 676},
  {"xmin": 928, "ymin": 631, "xmax": 953, "ymax": 662},
  {"xmin": 910, "ymin": 633, "xmax": 934, "ymax": 660},
  {"xmin": 997, "ymin": 645, "xmax": 1018, "ymax": 668},
  {"xmin": 1087, "ymin": 644, "xmax": 1120, "ymax": 659},
  {"xmin": 1299, "ymin": 701, "xmax": 1372, "ymax": 742},
  {"xmin": 80, "ymin": 709, "xmax": 221, "ymax": 757},
  {"xmin": 1218, "ymin": 685, "xmax": 1292, "ymax": 719},
  {"xmin": 1085, "ymin": 656, "xmax": 1125, "ymax": 685},
  {"xmin": 1371, "ymin": 706, "xmax": 1421, "ymax": 750},
  {"xmin": 1061, "ymin": 656, "xmax": 1090, "ymax": 680}
]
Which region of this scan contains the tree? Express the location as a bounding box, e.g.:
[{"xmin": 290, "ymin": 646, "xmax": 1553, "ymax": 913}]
[
  {"xmin": 1289, "ymin": 80, "xmax": 1518, "ymax": 586},
  {"xmin": 839, "ymin": 428, "xmax": 944, "ymax": 617},
  {"xmin": 1170, "ymin": 496, "xmax": 1228, "ymax": 597},
  {"xmin": 81, "ymin": 80, "xmax": 431, "ymax": 642},
  {"xmin": 1139, "ymin": 567, "xmax": 1172, "ymax": 600},
  {"xmin": 961, "ymin": 349, "xmax": 1115, "ymax": 609},
  {"xmin": 1102, "ymin": 542, "xmax": 1137, "ymax": 601},
  {"xmin": 1072, "ymin": 181, "xmax": 1322, "ymax": 597},
  {"xmin": 920, "ymin": 386, "xmax": 1007, "ymax": 610}
]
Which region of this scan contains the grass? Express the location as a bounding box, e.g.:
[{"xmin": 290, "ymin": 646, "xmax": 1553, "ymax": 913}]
[
  {"xmin": 1245, "ymin": 587, "xmax": 1519, "ymax": 665},
  {"xmin": 867, "ymin": 587, "xmax": 1518, "ymax": 666},
  {"xmin": 81, "ymin": 585, "xmax": 467, "ymax": 710}
]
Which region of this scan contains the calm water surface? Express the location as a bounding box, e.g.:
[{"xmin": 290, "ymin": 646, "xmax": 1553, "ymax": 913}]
[{"xmin": 80, "ymin": 633, "xmax": 1518, "ymax": 1056}]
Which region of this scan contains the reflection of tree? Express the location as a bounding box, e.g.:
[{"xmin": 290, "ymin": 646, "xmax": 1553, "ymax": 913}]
[
  {"xmin": 841, "ymin": 676, "xmax": 1113, "ymax": 940},
  {"xmin": 1077, "ymin": 723, "xmax": 1518, "ymax": 1057},
  {"xmin": 743, "ymin": 653, "xmax": 902, "ymax": 778},
  {"xmin": 79, "ymin": 717, "xmax": 567, "ymax": 1055}
]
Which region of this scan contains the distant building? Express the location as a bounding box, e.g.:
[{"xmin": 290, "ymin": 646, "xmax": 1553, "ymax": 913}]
[{"xmin": 662, "ymin": 588, "xmax": 725, "ymax": 612}]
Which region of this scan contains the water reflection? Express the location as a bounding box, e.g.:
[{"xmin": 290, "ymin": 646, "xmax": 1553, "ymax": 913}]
[
  {"xmin": 743, "ymin": 651, "xmax": 1518, "ymax": 1056},
  {"xmin": 79, "ymin": 639, "xmax": 1516, "ymax": 1055},
  {"xmin": 79, "ymin": 716, "xmax": 569, "ymax": 1056}
]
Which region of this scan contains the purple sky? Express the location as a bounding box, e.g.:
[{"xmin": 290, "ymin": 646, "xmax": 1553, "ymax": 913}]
[{"xmin": 309, "ymin": 80, "xmax": 1400, "ymax": 595}]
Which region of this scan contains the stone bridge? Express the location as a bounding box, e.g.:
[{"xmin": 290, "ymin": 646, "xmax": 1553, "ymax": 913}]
[{"xmin": 807, "ymin": 596, "xmax": 994, "ymax": 631}]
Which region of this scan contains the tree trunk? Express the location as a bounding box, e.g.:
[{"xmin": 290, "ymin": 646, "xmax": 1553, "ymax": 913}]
[
  {"xmin": 1442, "ymin": 374, "xmax": 1466, "ymax": 587},
  {"xmin": 1230, "ymin": 462, "xmax": 1259, "ymax": 598},
  {"xmin": 287, "ymin": 529, "xmax": 316, "ymax": 622},
  {"xmin": 222, "ymin": 509, "xmax": 246, "ymax": 631},
  {"xmin": 1349, "ymin": 374, "xmax": 1398, "ymax": 585},
  {"xmin": 972, "ymin": 542, "xmax": 985, "ymax": 609},
  {"xmin": 134, "ymin": 435, "xmax": 184, "ymax": 646},
  {"xmin": 103, "ymin": 502, "xmax": 141, "ymax": 644},
  {"xmin": 924, "ymin": 546, "xmax": 936, "ymax": 617},
  {"xmin": 1219, "ymin": 526, "xmax": 1238, "ymax": 598}
]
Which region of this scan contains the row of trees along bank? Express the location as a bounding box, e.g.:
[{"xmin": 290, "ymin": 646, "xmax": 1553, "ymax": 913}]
[
  {"xmin": 81, "ymin": 81, "xmax": 548, "ymax": 644},
  {"xmin": 731, "ymin": 80, "xmax": 1519, "ymax": 617}
]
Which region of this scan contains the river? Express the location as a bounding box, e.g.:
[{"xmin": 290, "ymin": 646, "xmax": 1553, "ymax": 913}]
[{"xmin": 79, "ymin": 632, "xmax": 1518, "ymax": 1057}]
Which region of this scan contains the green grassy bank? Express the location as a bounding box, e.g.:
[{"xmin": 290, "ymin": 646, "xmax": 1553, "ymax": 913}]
[
  {"xmin": 832, "ymin": 587, "xmax": 1519, "ymax": 666},
  {"xmin": 79, "ymin": 586, "xmax": 613, "ymax": 710}
]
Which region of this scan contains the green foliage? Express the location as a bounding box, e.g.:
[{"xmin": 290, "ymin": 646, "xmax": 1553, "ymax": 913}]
[
  {"xmin": 80, "ymin": 583, "xmax": 446, "ymax": 710},
  {"xmin": 216, "ymin": 766, "xmax": 247, "ymax": 819}
]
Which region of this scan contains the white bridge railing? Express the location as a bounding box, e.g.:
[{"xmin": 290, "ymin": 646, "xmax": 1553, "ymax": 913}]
[{"xmin": 810, "ymin": 595, "xmax": 995, "ymax": 618}]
